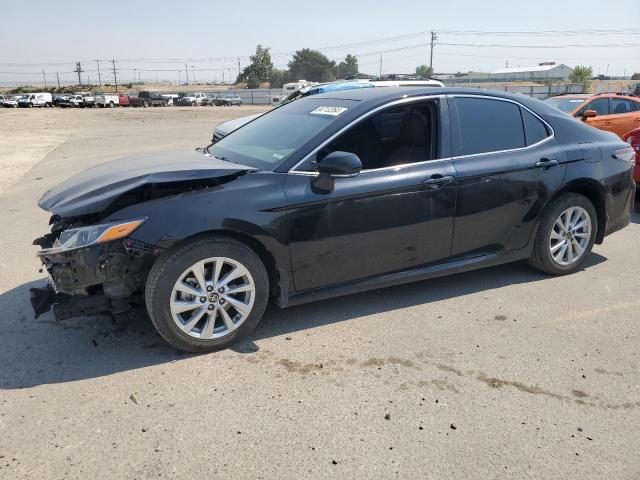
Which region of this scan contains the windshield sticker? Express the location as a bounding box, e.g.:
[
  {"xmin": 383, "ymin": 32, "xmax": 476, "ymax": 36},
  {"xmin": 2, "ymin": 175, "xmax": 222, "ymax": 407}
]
[
  {"xmin": 569, "ymin": 99, "xmax": 584, "ymax": 102},
  {"xmin": 272, "ymin": 153, "xmax": 284, "ymax": 160},
  {"xmin": 310, "ymin": 106, "xmax": 348, "ymax": 116}
]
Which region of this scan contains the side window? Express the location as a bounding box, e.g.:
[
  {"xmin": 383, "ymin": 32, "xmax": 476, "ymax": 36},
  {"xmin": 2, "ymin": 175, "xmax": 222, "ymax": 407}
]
[
  {"xmin": 312, "ymin": 100, "xmax": 439, "ymax": 171},
  {"xmin": 580, "ymin": 98, "xmax": 610, "ymax": 116},
  {"xmin": 611, "ymin": 98, "xmax": 637, "ymax": 114},
  {"xmin": 455, "ymin": 97, "xmax": 525, "ymax": 155},
  {"xmin": 521, "ymin": 108, "xmax": 550, "ymax": 146}
]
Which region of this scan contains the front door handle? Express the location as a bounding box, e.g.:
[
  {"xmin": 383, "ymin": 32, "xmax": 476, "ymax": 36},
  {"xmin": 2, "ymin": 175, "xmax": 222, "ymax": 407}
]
[
  {"xmin": 422, "ymin": 175, "xmax": 455, "ymax": 189},
  {"xmin": 534, "ymin": 158, "xmax": 559, "ymax": 169}
]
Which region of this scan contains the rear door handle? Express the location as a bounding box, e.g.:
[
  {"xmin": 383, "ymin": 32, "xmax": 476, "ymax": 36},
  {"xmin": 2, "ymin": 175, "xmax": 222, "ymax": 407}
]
[
  {"xmin": 422, "ymin": 175, "xmax": 454, "ymax": 189},
  {"xmin": 534, "ymin": 158, "xmax": 559, "ymax": 169}
]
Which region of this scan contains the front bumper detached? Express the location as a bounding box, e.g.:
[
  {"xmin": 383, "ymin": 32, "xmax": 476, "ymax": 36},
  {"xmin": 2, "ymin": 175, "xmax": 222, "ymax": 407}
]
[
  {"xmin": 31, "ymin": 238, "xmax": 158, "ymax": 321},
  {"xmin": 30, "ymin": 284, "xmax": 110, "ymax": 320}
]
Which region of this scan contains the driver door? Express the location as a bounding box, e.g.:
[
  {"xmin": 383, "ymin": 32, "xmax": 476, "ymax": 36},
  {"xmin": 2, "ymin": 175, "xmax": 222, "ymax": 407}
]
[{"xmin": 283, "ymin": 98, "xmax": 457, "ymax": 292}]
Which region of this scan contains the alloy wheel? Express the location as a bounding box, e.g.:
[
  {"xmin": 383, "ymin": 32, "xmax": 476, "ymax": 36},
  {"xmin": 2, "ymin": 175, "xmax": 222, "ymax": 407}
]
[
  {"xmin": 548, "ymin": 206, "xmax": 592, "ymax": 266},
  {"xmin": 169, "ymin": 257, "xmax": 256, "ymax": 339}
]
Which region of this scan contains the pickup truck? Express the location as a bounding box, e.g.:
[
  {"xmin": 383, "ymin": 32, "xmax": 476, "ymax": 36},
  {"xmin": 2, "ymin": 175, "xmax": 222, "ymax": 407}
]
[
  {"xmin": 95, "ymin": 93, "xmax": 120, "ymax": 108},
  {"xmin": 175, "ymin": 92, "xmax": 207, "ymax": 106},
  {"xmin": 215, "ymin": 95, "xmax": 242, "ymax": 106},
  {"xmin": 129, "ymin": 91, "xmax": 168, "ymax": 107},
  {"xmin": 58, "ymin": 94, "xmax": 84, "ymax": 108}
]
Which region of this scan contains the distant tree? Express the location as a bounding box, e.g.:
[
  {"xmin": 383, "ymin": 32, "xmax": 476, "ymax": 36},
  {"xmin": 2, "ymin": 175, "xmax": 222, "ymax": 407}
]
[
  {"xmin": 569, "ymin": 66, "xmax": 593, "ymax": 89},
  {"xmin": 415, "ymin": 65, "xmax": 433, "ymax": 78},
  {"xmin": 239, "ymin": 45, "xmax": 274, "ymax": 84},
  {"xmin": 246, "ymin": 72, "xmax": 260, "ymax": 89},
  {"xmin": 269, "ymin": 68, "xmax": 286, "ymax": 88},
  {"xmin": 338, "ymin": 54, "xmax": 359, "ymax": 79},
  {"xmin": 288, "ymin": 49, "xmax": 337, "ymax": 82}
]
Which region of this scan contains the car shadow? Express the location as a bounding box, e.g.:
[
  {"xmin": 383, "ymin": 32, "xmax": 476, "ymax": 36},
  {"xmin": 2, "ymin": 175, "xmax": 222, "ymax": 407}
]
[{"xmin": 0, "ymin": 254, "xmax": 607, "ymax": 389}]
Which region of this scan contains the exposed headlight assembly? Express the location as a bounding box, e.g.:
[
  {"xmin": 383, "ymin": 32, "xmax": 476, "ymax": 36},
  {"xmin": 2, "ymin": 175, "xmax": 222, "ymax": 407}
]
[{"xmin": 41, "ymin": 218, "xmax": 146, "ymax": 254}]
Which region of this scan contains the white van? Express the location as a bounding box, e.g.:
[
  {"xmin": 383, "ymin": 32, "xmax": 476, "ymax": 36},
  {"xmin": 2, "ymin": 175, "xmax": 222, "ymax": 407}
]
[{"xmin": 18, "ymin": 92, "xmax": 53, "ymax": 108}]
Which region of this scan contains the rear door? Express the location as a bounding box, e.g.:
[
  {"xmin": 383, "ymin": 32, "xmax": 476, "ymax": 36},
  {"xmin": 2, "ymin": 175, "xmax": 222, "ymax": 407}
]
[{"xmin": 448, "ymin": 95, "xmax": 566, "ymax": 258}]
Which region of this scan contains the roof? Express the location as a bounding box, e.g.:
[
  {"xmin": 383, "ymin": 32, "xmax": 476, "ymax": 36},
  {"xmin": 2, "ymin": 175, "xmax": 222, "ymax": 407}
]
[{"xmin": 491, "ymin": 64, "xmax": 572, "ymax": 74}]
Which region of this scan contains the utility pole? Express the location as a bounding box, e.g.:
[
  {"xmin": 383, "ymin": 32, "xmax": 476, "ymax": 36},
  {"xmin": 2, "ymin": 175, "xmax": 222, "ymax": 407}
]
[
  {"xmin": 185, "ymin": 64, "xmax": 189, "ymax": 85},
  {"xmin": 429, "ymin": 31, "xmax": 437, "ymax": 74},
  {"xmin": 111, "ymin": 59, "xmax": 118, "ymax": 92},
  {"xmin": 133, "ymin": 68, "xmax": 136, "ymax": 83},
  {"xmin": 228, "ymin": 68, "xmax": 231, "ymax": 85},
  {"xmin": 74, "ymin": 62, "xmax": 84, "ymax": 86},
  {"xmin": 178, "ymin": 70, "xmax": 181, "ymax": 85},
  {"xmin": 56, "ymin": 72, "xmax": 60, "ymax": 89},
  {"xmin": 192, "ymin": 65, "xmax": 196, "ymax": 83},
  {"xmin": 379, "ymin": 54, "xmax": 383, "ymax": 78},
  {"xmin": 42, "ymin": 68, "xmax": 47, "ymax": 87},
  {"xmin": 138, "ymin": 71, "xmax": 141, "ymax": 83},
  {"xmin": 95, "ymin": 60, "xmax": 102, "ymax": 86},
  {"xmin": 237, "ymin": 57, "xmax": 241, "ymax": 80}
]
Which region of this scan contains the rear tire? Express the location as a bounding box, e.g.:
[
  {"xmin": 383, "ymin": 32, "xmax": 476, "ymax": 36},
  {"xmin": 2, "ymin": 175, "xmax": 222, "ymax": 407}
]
[
  {"xmin": 528, "ymin": 193, "xmax": 597, "ymax": 275},
  {"xmin": 145, "ymin": 236, "xmax": 269, "ymax": 353}
]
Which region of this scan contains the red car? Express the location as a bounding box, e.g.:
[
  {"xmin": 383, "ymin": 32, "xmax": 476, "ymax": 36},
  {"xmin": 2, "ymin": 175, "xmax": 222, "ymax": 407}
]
[
  {"xmin": 622, "ymin": 127, "xmax": 640, "ymax": 182},
  {"xmin": 117, "ymin": 93, "xmax": 130, "ymax": 107},
  {"xmin": 622, "ymin": 127, "xmax": 640, "ymax": 209}
]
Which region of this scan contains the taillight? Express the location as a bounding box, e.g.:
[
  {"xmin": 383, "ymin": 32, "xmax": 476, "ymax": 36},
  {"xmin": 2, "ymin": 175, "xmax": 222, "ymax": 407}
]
[{"xmin": 613, "ymin": 146, "xmax": 636, "ymax": 165}]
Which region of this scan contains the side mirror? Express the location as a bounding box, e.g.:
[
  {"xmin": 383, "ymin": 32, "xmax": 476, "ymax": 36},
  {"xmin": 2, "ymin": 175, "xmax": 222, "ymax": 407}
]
[
  {"xmin": 313, "ymin": 151, "xmax": 362, "ymax": 193},
  {"xmin": 582, "ymin": 109, "xmax": 597, "ymax": 119}
]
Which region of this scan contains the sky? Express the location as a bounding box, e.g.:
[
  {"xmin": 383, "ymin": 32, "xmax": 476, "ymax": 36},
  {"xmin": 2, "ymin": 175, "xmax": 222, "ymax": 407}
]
[{"xmin": 1, "ymin": 0, "xmax": 639, "ymax": 86}]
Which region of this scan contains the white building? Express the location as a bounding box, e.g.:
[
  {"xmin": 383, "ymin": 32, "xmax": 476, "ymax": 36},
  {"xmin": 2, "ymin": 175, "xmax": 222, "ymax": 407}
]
[{"xmin": 489, "ymin": 63, "xmax": 573, "ymax": 81}]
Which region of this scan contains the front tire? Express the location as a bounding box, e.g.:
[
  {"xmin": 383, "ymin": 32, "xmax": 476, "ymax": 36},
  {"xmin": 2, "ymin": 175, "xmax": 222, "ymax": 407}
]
[
  {"xmin": 529, "ymin": 193, "xmax": 597, "ymax": 275},
  {"xmin": 145, "ymin": 236, "xmax": 269, "ymax": 352}
]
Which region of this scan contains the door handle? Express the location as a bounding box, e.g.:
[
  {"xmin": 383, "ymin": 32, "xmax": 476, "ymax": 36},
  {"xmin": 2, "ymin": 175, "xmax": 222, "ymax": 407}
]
[
  {"xmin": 534, "ymin": 158, "xmax": 559, "ymax": 169},
  {"xmin": 422, "ymin": 175, "xmax": 454, "ymax": 189}
]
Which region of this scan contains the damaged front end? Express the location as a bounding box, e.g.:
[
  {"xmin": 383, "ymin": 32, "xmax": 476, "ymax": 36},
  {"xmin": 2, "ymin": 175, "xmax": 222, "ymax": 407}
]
[
  {"xmin": 30, "ymin": 148, "xmax": 256, "ymax": 322},
  {"xmin": 31, "ymin": 215, "xmax": 159, "ymax": 321}
]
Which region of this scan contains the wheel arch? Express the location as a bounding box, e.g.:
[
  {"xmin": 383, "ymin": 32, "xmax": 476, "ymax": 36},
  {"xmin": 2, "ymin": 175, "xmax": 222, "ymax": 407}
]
[
  {"xmin": 548, "ymin": 179, "xmax": 607, "ymax": 244},
  {"xmin": 164, "ymin": 229, "xmax": 284, "ymax": 299}
]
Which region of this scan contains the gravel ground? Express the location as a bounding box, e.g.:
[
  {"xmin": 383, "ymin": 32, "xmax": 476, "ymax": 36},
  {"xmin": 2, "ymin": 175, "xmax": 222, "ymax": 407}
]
[{"xmin": 0, "ymin": 107, "xmax": 638, "ymax": 479}]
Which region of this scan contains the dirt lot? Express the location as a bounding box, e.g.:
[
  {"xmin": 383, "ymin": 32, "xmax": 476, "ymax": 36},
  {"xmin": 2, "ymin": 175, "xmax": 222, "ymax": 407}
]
[{"xmin": 0, "ymin": 106, "xmax": 639, "ymax": 479}]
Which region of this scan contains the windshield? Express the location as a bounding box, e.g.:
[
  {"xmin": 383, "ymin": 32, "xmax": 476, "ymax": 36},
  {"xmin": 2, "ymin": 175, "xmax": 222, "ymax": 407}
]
[
  {"xmin": 209, "ymin": 98, "xmax": 359, "ymax": 169},
  {"xmin": 544, "ymin": 97, "xmax": 587, "ymax": 113}
]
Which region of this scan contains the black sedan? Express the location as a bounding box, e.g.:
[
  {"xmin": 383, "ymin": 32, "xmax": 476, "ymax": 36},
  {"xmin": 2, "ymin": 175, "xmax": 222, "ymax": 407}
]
[{"xmin": 31, "ymin": 88, "xmax": 636, "ymax": 352}]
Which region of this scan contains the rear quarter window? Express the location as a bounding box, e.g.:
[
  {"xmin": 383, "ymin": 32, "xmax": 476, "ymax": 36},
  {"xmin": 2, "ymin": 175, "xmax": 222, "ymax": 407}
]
[{"xmin": 521, "ymin": 108, "xmax": 550, "ymax": 146}]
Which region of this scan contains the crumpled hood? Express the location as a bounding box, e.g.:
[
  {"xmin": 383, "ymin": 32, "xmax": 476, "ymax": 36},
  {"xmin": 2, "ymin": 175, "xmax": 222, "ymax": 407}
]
[{"xmin": 39, "ymin": 148, "xmax": 254, "ymax": 217}]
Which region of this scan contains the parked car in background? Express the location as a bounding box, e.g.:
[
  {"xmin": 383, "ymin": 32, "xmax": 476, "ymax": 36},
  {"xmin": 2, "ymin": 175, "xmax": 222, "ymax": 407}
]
[
  {"xmin": 175, "ymin": 92, "xmax": 207, "ymax": 106},
  {"xmin": 622, "ymin": 127, "xmax": 640, "ymax": 207},
  {"xmin": 53, "ymin": 94, "xmax": 73, "ymax": 107},
  {"xmin": 58, "ymin": 94, "xmax": 85, "ymax": 108},
  {"xmin": 545, "ymin": 93, "xmax": 640, "ymax": 138},
  {"xmin": 81, "ymin": 93, "xmax": 95, "ymax": 108},
  {"xmin": 95, "ymin": 93, "xmax": 119, "ymax": 108},
  {"xmin": 3, "ymin": 95, "xmax": 23, "ymax": 108},
  {"xmin": 117, "ymin": 93, "xmax": 130, "ymax": 107},
  {"xmin": 203, "ymin": 93, "xmax": 221, "ymax": 106},
  {"xmin": 31, "ymin": 88, "xmax": 635, "ymax": 352},
  {"xmin": 18, "ymin": 92, "xmax": 53, "ymax": 107},
  {"xmin": 215, "ymin": 95, "xmax": 242, "ymax": 106},
  {"xmin": 162, "ymin": 94, "xmax": 178, "ymax": 106},
  {"xmin": 129, "ymin": 91, "xmax": 168, "ymax": 107}
]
